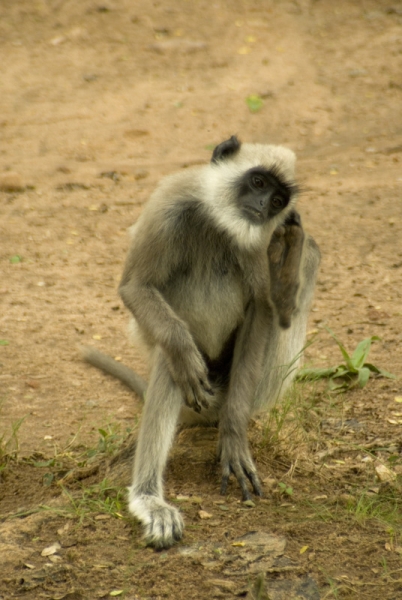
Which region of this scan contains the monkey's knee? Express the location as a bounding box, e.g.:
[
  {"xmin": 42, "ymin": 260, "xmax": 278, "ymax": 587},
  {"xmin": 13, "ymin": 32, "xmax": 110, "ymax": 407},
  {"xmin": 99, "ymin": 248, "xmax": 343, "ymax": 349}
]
[{"xmin": 128, "ymin": 490, "xmax": 184, "ymax": 549}]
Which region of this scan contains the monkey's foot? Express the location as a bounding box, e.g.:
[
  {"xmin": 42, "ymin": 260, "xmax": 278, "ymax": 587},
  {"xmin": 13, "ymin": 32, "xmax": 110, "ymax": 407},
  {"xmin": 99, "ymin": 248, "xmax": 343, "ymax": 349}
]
[
  {"xmin": 219, "ymin": 435, "xmax": 263, "ymax": 501},
  {"xmin": 128, "ymin": 490, "xmax": 184, "ymax": 549}
]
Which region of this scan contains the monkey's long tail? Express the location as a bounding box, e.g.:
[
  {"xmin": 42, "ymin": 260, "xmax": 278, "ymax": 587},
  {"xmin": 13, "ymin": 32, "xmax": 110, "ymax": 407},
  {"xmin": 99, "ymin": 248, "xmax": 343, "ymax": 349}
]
[{"xmin": 79, "ymin": 345, "xmax": 147, "ymax": 399}]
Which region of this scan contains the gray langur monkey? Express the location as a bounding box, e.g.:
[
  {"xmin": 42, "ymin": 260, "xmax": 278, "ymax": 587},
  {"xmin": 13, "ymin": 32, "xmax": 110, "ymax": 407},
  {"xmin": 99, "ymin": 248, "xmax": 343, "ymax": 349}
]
[{"xmin": 82, "ymin": 135, "xmax": 320, "ymax": 549}]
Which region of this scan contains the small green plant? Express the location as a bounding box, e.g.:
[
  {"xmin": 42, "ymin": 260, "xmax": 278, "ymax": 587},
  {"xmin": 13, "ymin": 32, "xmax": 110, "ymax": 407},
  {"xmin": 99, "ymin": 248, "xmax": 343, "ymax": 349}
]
[
  {"xmin": 87, "ymin": 423, "xmax": 132, "ymax": 459},
  {"xmin": 278, "ymin": 482, "xmax": 293, "ymax": 496},
  {"xmin": 246, "ymin": 94, "xmax": 264, "ymax": 113},
  {"xmin": 297, "ymin": 329, "xmax": 395, "ymax": 391},
  {"xmin": 250, "ymin": 573, "xmax": 269, "ymax": 600},
  {"xmin": 0, "ymin": 417, "xmax": 25, "ymax": 470},
  {"xmin": 350, "ymin": 488, "xmax": 402, "ymax": 529},
  {"xmin": 61, "ymin": 479, "xmax": 126, "ymax": 522}
]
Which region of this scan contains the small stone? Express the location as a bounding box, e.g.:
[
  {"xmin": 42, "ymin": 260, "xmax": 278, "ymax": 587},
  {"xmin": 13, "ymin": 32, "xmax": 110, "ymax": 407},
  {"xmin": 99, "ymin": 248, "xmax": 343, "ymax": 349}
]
[
  {"xmin": 134, "ymin": 169, "xmax": 149, "ymax": 180},
  {"xmin": 190, "ymin": 496, "xmax": 203, "ymax": 504},
  {"xmin": 149, "ymin": 40, "xmax": 207, "ymax": 54},
  {"xmin": 375, "ymin": 464, "xmax": 396, "ymax": 482},
  {"xmin": 41, "ymin": 542, "xmax": 61, "ymax": 557},
  {"xmin": 0, "ymin": 172, "xmax": 25, "ymax": 192},
  {"xmin": 49, "ymin": 555, "xmax": 62, "ymax": 563},
  {"xmin": 243, "ymin": 499, "xmax": 256, "ymax": 508}
]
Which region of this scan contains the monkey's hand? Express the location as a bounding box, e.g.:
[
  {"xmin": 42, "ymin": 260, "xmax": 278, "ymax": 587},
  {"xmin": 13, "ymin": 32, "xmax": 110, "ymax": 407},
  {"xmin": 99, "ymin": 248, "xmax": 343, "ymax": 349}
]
[
  {"xmin": 218, "ymin": 431, "xmax": 263, "ymax": 501},
  {"xmin": 268, "ymin": 209, "xmax": 305, "ymax": 329},
  {"xmin": 167, "ymin": 344, "xmax": 214, "ymax": 413},
  {"xmin": 128, "ymin": 490, "xmax": 184, "ymax": 549}
]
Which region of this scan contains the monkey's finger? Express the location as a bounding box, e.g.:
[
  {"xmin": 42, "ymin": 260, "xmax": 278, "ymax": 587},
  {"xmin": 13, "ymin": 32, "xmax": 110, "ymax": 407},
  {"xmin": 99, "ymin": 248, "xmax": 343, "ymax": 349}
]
[
  {"xmin": 284, "ymin": 209, "xmax": 302, "ymax": 227},
  {"xmin": 228, "ymin": 462, "xmax": 252, "ymax": 501},
  {"xmin": 244, "ymin": 468, "xmax": 263, "ymax": 497},
  {"xmin": 183, "ymin": 387, "xmax": 202, "ymax": 413},
  {"xmin": 192, "ymin": 398, "xmax": 202, "ymax": 413},
  {"xmin": 198, "ymin": 374, "xmax": 214, "ymax": 396},
  {"xmin": 220, "ymin": 473, "xmax": 230, "ymax": 496},
  {"xmin": 192, "ymin": 380, "xmax": 211, "ymax": 409}
]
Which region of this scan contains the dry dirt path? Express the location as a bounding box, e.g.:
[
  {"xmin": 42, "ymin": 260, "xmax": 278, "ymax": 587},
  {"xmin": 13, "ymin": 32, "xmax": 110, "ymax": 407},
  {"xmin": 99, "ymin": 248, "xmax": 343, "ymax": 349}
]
[{"xmin": 1, "ymin": 1, "xmax": 402, "ymax": 598}]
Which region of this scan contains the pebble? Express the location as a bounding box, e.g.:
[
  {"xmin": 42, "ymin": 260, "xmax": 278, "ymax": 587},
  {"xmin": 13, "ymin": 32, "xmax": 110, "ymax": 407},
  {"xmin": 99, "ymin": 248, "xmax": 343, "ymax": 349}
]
[
  {"xmin": 149, "ymin": 40, "xmax": 207, "ymax": 54},
  {"xmin": 0, "ymin": 172, "xmax": 24, "ymax": 192}
]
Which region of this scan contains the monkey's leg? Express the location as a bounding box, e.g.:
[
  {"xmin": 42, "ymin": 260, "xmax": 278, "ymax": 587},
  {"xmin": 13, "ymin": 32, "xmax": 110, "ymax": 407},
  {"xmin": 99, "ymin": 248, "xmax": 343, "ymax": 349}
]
[
  {"xmin": 128, "ymin": 349, "xmax": 184, "ymax": 549},
  {"xmin": 219, "ymin": 303, "xmax": 269, "ymax": 500}
]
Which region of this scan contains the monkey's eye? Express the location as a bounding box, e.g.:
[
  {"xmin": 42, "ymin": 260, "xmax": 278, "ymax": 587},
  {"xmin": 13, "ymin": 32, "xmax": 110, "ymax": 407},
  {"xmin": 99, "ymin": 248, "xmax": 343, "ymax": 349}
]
[
  {"xmin": 272, "ymin": 196, "xmax": 285, "ymax": 209},
  {"xmin": 251, "ymin": 175, "xmax": 267, "ymax": 190}
]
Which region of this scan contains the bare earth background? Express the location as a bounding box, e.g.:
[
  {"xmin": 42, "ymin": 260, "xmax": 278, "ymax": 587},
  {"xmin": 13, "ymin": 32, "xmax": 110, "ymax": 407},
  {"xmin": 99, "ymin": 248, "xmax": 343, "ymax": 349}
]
[{"xmin": 1, "ymin": 1, "xmax": 402, "ymax": 598}]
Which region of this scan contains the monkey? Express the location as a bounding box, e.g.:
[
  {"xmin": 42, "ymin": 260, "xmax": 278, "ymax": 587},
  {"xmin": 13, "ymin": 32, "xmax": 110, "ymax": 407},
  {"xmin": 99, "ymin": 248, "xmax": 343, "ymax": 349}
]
[{"xmin": 82, "ymin": 135, "xmax": 320, "ymax": 549}]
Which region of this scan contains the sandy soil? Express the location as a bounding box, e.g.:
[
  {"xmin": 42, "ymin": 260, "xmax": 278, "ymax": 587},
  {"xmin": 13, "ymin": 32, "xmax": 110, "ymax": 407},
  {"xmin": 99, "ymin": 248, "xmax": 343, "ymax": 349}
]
[{"xmin": 1, "ymin": 1, "xmax": 402, "ymax": 598}]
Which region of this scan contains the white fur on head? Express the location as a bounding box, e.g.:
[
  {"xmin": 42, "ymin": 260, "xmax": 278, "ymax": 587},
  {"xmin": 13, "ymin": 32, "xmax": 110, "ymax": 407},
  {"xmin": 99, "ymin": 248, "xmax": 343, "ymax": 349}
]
[{"xmin": 202, "ymin": 143, "xmax": 297, "ymax": 250}]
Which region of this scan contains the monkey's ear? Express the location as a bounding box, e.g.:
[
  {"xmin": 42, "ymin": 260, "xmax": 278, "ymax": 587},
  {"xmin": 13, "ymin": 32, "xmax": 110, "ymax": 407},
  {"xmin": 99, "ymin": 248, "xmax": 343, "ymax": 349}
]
[{"xmin": 211, "ymin": 135, "xmax": 241, "ymax": 163}]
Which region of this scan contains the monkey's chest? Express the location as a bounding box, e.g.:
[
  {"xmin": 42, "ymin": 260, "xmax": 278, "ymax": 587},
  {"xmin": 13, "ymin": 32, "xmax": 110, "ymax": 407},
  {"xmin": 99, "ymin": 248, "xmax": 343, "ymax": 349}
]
[{"xmin": 164, "ymin": 266, "xmax": 247, "ymax": 360}]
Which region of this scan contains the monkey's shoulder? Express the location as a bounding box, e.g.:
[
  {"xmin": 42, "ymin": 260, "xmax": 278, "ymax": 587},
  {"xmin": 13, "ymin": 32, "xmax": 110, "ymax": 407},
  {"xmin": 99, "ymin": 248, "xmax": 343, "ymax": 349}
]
[{"xmin": 140, "ymin": 176, "xmax": 223, "ymax": 246}]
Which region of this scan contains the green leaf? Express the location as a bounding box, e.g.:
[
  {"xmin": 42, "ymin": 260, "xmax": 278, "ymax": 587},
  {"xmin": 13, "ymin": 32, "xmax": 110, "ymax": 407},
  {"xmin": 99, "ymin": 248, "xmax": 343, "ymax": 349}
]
[
  {"xmin": 297, "ymin": 366, "xmax": 338, "ymax": 380},
  {"xmin": 9, "ymin": 255, "xmax": 22, "ymax": 264},
  {"xmin": 333, "ymin": 365, "xmax": 350, "ymax": 378},
  {"xmin": 33, "ymin": 459, "xmax": 56, "ymax": 468},
  {"xmin": 365, "ymin": 363, "xmax": 396, "ymax": 379},
  {"xmin": 98, "ymin": 429, "xmax": 108, "ymax": 438},
  {"xmin": 246, "ymin": 94, "xmax": 264, "ymax": 113},
  {"xmin": 351, "ymin": 336, "xmax": 379, "ymax": 369},
  {"xmin": 0, "ymin": 340, "xmax": 9, "ymax": 346},
  {"xmin": 364, "ymin": 362, "xmax": 380, "ymax": 373},
  {"xmin": 110, "ymin": 591, "xmax": 124, "ymax": 597},
  {"xmin": 325, "ymin": 328, "xmax": 355, "ymax": 371},
  {"xmin": 43, "ymin": 473, "xmax": 54, "ymax": 486},
  {"xmin": 328, "ymin": 378, "xmax": 348, "ymax": 391},
  {"xmin": 357, "ymin": 367, "xmax": 371, "ymax": 388},
  {"xmin": 376, "ymin": 368, "xmax": 397, "ymax": 379}
]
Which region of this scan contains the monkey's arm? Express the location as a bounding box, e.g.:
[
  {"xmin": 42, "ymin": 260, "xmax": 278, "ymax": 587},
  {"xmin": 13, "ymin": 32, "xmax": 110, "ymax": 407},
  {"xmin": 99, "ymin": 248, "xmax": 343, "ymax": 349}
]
[
  {"xmin": 118, "ymin": 228, "xmax": 213, "ymax": 413},
  {"xmin": 218, "ymin": 301, "xmax": 268, "ymax": 500},
  {"xmin": 268, "ymin": 210, "xmax": 305, "ymax": 328}
]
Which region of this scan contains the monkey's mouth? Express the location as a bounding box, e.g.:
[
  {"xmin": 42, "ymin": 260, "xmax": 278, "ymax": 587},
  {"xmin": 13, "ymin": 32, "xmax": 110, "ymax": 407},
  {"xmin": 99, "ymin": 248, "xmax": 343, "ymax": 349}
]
[{"xmin": 242, "ymin": 207, "xmax": 264, "ymax": 224}]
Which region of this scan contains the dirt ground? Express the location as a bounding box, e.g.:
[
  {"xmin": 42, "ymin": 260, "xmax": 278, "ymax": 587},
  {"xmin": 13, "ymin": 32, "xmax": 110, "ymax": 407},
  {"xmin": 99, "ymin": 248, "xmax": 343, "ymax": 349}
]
[{"xmin": 1, "ymin": 0, "xmax": 402, "ymax": 598}]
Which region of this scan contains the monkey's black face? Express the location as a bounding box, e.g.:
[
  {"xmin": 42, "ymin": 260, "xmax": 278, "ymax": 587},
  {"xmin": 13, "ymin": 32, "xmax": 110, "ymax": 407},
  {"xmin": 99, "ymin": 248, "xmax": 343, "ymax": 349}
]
[{"xmin": 236, "ymin": 167, "xmax": 294, "ymax": 225}]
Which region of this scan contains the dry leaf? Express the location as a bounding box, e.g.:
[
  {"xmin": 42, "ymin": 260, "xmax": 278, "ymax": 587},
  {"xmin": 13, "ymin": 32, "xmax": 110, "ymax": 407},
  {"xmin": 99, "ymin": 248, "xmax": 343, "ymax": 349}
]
[
  {"xmin": 41, "ymin": 542, "xmax": 61, "ymax": 557},
  {"xmin": 199, "ymin": 510, "xmax": 212, "ymax": 519}
]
